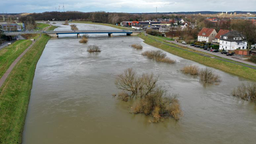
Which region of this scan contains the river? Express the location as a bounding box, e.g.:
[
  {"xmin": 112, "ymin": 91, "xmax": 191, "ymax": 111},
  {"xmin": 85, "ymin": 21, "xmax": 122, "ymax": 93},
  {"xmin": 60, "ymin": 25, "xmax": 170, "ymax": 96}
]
[{"xmin": 23, "ymin": 22, "xmax": 256, "ymax": 144}]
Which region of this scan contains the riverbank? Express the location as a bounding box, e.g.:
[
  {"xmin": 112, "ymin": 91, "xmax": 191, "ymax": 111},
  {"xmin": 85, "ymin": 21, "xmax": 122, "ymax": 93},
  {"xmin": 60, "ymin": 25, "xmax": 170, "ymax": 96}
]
[
  {"xmin": 0, "ymin": 40, "xmax": 32, "ymax": 78},
  {"xmin": 0, "ymin": 34, "xmax": 50, "ymax": 144},
  {"xmin": 138, "ymin": 33, "xmax": 256, "ymax": 82},
  {"xmin": 72, "ymin": 21, "xmax": 133, "ymax": 30}
]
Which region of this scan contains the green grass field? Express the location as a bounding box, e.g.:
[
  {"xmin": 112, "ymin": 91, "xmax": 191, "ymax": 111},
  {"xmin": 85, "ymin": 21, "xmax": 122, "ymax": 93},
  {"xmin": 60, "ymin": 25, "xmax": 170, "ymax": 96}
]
[
  {"xmin": 0, "ymin": 34, "xmax": 51, "ymax": 144},
  {"xmin": 139, "ymin": 33, "xmax": 256, "ymax": 82},
  {"xmin": 0, "ymin": 40, "xmax": 32, "ymax": 78},
  {"xmin": 72, "ymin": 21, "xmax": 133, "ymax": 30},
  {"xmin": 36, "ymin": 23, "xmax": 49, "ymax": 30},
  {"xmin": 48, "ymin": 25, "xmax": 58, "ymax": 31}
]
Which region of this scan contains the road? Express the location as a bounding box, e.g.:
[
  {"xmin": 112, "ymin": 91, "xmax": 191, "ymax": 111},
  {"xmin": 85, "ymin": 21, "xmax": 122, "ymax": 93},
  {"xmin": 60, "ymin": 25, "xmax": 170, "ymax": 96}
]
[{"xmin": 167, "ymin": 40, "xmax": 256, "ymax": 67}]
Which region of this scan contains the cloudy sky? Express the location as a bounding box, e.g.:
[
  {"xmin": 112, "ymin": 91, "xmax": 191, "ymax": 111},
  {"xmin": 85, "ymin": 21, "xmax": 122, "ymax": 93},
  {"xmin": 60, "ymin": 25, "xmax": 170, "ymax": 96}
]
[{"xmin": 1, "ymin": 0, "xmax": 256, "ymax": 13}]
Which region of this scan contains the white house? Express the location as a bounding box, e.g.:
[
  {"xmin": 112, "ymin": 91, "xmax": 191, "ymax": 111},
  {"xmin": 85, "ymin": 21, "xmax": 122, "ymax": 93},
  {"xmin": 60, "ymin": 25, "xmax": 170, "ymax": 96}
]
[
  {"xmin": 197, "ymin": 28, "xmax": 217, "ymax": 43},
  {"xmin": 219, "ymin": 31, "xmax": 247, "ymax": 51}
]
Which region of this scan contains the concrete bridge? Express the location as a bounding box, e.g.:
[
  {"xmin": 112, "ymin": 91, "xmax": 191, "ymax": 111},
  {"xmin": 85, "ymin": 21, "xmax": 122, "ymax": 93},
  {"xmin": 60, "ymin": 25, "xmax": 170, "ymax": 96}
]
[{"xmin": 4, "ymin": 30, "xmax": 142, "ymax": 38}]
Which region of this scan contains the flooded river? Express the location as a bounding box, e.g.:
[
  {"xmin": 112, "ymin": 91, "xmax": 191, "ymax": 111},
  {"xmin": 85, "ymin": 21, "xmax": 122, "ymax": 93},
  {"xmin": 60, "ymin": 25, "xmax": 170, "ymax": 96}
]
[{"xmin": 23, "ymin": 23, "xmax": 256, "ymax": 144}]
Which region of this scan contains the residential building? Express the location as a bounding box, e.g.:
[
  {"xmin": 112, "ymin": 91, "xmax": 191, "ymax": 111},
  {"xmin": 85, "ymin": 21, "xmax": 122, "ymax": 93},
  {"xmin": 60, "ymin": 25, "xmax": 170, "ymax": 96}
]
[
  {"xmin": 219, "ymin": 31, "xmax": 247, "ymax": 51},
  {"xmin": 197, "ymin": 28, "xmax": 217, "ymax": 43},
  {"xmin": 214, "ymin": 29, "xmax": 229, "ymax": 43}
]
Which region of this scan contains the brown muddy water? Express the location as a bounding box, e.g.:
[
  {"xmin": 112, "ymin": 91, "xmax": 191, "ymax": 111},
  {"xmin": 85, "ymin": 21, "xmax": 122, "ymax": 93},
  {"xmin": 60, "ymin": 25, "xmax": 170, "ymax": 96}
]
[{"xmin": 23, "ymin": 23, "xmax": 256, "ymax": 144}]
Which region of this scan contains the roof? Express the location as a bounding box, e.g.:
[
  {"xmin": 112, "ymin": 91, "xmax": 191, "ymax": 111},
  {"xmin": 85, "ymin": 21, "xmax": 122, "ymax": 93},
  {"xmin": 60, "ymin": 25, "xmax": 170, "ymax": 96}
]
[
  {"xmin": 220, "ymin": 31, "xmax": 246, "ymax": 42},
  {"xmin": 215, "ymin": 29, "xmax": 229, "ymax": 39},
  {"xmin": 198, "ymin": 28, "xmax": 216, "ymax": 37}
]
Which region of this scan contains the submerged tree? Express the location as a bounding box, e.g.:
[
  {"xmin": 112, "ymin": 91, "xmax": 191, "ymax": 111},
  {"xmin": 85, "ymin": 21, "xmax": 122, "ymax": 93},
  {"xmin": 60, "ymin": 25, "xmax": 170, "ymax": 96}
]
[{"xmin": 114, "ymin": 68, "xmax": 182, "ymax": 122}]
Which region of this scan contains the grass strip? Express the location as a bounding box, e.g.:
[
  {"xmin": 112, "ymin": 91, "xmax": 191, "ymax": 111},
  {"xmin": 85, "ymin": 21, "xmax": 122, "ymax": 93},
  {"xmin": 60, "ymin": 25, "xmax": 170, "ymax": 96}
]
[
  {"xmin": 0, "ymin": 34, "xmax": 50, "ymax": 144},
  {"xmin": 0, "ymin": 40, "xmax": 32, "ymax": 78},
  {"xmin": 36, "ymin": 23, "xmax": 49, "ymax": 30},
  {"xmin": 138, "ymin": 33, "xmax": 256, "ymax": 82},
  {"xmin": 72, "ymin": 21, "xmax": 133, "ymax": 30}
]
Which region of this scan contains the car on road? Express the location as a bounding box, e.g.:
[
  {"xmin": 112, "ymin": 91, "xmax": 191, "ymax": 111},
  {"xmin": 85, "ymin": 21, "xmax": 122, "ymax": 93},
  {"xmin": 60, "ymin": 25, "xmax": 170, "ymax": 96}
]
[
  {"xmin": 211, "ymin": 49, "xmax": 219, "ymax": 52},
  {"xmin": 221, "ymin": 51, "xmax": 228, "ymax": 54},
  {"xmin": 182, "ymin": 41, "xmax": 186, "ymax": 45},
  {"xmin": 190, "ymin": 44, "xmax": 195, "ymax": 46},
  {"xmin": 226, "ymin": 52, "xmax": 235, "ymax": 56}
]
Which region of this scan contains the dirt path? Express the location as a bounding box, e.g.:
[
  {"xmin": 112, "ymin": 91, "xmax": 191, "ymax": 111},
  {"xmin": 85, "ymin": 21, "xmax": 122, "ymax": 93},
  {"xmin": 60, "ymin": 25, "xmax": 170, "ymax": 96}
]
[{"xmin": 0, "ymin": 26, "xmax": 50, "ymax": 89}]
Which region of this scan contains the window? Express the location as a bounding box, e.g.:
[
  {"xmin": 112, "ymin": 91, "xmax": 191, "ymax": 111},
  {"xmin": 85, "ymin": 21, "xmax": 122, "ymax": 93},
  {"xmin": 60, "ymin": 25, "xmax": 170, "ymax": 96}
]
[
  {"xmin": 223, "ymin": 36, "xmax": 227, "ymax": 39},
  {"xmin": 226, "ymin": 42, "xmax": 227, "ymax": 44}
]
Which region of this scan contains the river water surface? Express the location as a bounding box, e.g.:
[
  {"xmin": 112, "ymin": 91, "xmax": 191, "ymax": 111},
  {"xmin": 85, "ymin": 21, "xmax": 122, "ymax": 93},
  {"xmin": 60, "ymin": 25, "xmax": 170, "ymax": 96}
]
[{"xmin": 23, "ymin": 22, "xmax": 256, "ymax": 144}]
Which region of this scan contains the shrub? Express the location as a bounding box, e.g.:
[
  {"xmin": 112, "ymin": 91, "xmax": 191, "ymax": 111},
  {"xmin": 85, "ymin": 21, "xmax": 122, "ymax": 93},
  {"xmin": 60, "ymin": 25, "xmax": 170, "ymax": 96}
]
[
  {"xmin": 21, "ymin": 34, "xmax": 38, "ymax": 39},
  {"xmin": 249, "ymin": 55, "xmax": 256, "ymax": 64},
  {"xmin": 114, "ymin": 68, "xmax": 182, "ymax": 122},
  {"xmin": 70, "ymin": 24, "xmax": 78, "ymax": 31},
  {"xmin": 146, "ymin": 29, "xmax": 163, "ymax": 37},
  {"xmin": 142, "ymin": 50, "xmax": 175, "ymax": 64},
  {"xmin": 79, "ymin": 36, "xmax": 88, "ymax": 43},
  {"xmin": 63, "ymin": 20, "xmax": 69, "ymax": 25},
  {"xmin": 87, "ymin": 45, "xmax": 101, "ymax": 53},
  {"xmin": 181, "ymin": 65, "xmax": 199, "ymax": 75},
  {"xmin": 232, "ymin": 83, "xmax": 256, "ymax": 102},
  {"xmin": 131, "ymin": 44, "xmax": 143, "ymax": 50},
  {"xmin": 199, "ymin": 68, "xmax": 221, "ymax": 84}
]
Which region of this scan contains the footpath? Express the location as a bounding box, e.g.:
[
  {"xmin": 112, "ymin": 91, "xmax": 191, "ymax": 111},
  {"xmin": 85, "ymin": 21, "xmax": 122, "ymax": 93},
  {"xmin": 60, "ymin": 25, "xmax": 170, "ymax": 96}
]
[{"xmin": 0, "ymin": 26, "xmax": 50, "ymax": 88}]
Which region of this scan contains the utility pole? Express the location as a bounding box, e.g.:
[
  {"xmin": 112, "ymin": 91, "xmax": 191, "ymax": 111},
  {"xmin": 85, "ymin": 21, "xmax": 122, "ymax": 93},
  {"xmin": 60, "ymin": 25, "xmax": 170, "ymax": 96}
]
[{"xmin": 156, "ymin": 7, "xmax": 157, "ymax": 14}]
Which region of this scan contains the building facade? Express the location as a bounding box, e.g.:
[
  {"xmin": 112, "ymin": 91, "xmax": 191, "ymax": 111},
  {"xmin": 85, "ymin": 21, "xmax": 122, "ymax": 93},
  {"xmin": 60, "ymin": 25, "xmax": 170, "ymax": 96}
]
[
  {"xmin": 219, "ymin": 31, "xmax": 247, "ymax": 51},
  {"xmin": 197, "ymin": 28, "xmax": 217, "ymax": 43}
]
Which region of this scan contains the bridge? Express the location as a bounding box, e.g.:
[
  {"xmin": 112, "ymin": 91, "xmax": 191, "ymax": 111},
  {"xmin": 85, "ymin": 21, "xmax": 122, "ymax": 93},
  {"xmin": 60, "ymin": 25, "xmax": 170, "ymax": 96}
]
[{"xmin": 4, "ymin": 30, "xmax": 142, "ymax": 38}]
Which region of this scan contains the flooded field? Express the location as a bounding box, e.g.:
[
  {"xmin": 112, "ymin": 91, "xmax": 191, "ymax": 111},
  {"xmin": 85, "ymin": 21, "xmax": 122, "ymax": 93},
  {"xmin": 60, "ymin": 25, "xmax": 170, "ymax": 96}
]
[{"xmin": 23, "ymin": 23, "xmax": 256, "ymax": 144}]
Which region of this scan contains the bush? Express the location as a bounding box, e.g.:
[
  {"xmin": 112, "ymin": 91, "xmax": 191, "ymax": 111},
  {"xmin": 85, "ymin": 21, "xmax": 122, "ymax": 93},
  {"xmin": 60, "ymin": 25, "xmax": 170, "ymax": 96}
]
[
  {"xmin": 181, "ymin": 65, "xmax": 199, "ymax": 75},
  {"xmin": 114, "ymin": 68, "xmax": 182, "ymax": 122},
  {"xmin": 146, "ymin": 29, "xmax": 163, "ymax": 37},
  {"xmin": 131, "ymin": 44, "xmax": 143, "ymax": 50},
  {"xmin": 87, "ymin": 45, "xmax": 101, "ymax": 53},
  {"xmin": 63, "ymin": 20, "xmax": 69, "ymax": 25},
  {"xmin": 249, "ymin": 55, "xmax": 256, "ymax": 64},
  {"xmin": 142, "ymin": 50, "xmax": 175, "ymax": 64},
  {"xmin": 199, "ymin": 68, "xmax": 221, "ymax": 84},
  {"xmin": 232, "ymin": 83, "xmax": 256, "ymax": 102},
  {"xmin": 70, "ymin": 24, "xmax": 78, "ymax": 31},
  {"xmin": 79, "ymin": 36, "xmax": 88, "ymax": 43}
]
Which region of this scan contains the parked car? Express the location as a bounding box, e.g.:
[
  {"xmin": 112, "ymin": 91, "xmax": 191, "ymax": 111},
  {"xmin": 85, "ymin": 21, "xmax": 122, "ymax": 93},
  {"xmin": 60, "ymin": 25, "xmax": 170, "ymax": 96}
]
[
  {"xmin": 190, "ymin": 44, "xmax": 195, "ymax": 46},
  {"xmin": 212, "ymin": 49, "xmax": 219, "ymax": 52},
  {"xmin": 221, "ymin": 51, "xmax": 228, "ymax": 54},
  {"xmin": 226, "ymin": 52, "xmax": 235, "ymax": 56},
  {"xmin": 182, "ymin": 41, "xmax": 186, "ymax": 45},
  {"xmin": 195, "ymin": 45, "xmax": 200, "ymax": 48}
]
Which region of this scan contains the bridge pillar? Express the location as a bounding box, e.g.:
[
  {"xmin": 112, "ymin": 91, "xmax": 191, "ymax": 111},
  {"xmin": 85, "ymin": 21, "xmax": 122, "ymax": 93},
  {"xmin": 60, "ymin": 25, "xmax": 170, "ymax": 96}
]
[
  {"xmin": 77, "ymin": 33, "xmax": 80, "ymax": 38},
  {"xmin": 56, "ymin": 34, "xmax": 59, "ymax": 38},
  {"xmin": 108, "ymin": 33, "xmax": 113, "ymax": 37},
  {"xmin": 126, "ymin": 33, "xmax": 131, "ymax": 36}
]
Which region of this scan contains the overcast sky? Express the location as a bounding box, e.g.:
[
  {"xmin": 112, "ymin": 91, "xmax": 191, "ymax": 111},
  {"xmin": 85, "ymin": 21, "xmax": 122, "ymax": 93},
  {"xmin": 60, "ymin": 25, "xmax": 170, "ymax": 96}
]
[{"xmin": 1, "ymin": 0, "xmax": 256, "ymax": 13}]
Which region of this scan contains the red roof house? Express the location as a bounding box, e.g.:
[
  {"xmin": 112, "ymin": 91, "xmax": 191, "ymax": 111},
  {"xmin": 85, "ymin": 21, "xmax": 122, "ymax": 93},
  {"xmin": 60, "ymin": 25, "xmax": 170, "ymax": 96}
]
[
  {"xmin": 198, "ymin": 28, "xmax": 217, "ymax": 43},
  {"xmin": 215, "ymin": 29, "xmax": 229, "ymax": 43}
]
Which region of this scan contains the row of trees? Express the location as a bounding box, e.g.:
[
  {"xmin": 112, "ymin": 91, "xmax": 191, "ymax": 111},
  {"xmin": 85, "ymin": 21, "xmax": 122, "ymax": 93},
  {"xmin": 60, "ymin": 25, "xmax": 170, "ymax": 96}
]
[{"xmin": 22, "ymin": 11, "xmax": 180, "ymax": 24}]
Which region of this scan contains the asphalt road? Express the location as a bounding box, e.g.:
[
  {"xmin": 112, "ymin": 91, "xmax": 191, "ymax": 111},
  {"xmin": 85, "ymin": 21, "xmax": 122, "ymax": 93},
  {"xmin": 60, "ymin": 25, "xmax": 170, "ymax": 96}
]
[{"xmin": 167, "ymin": 40, "xmax": 256, "ymax": 67}]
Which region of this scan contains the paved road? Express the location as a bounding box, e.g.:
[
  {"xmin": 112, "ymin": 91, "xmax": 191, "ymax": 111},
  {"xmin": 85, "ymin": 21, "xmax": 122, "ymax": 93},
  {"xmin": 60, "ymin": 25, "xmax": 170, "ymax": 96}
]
[{"xmin": 168, "ymin": 40, "xmax": 256, "ymax": 67}]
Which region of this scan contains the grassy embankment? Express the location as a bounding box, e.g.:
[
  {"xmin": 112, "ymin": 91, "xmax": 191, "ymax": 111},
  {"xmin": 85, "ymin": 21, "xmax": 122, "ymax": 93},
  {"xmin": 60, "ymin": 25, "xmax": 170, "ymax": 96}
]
[
  {"xmin": 0, "ymin": 40, "xmax": 32, "ymax": 78},
  {"xmin": 71, "ymin": 21, "xmax": 256, "ymax": 81},
  {"xmin": 0, "ymin": 34, "xmax": 51, "ymax": 144},
  {"xmin": 138, "ymin": 33, "xmax": 256, "ymax": 82},
  {"xmin": 36, "ymin": 23, "xmax": 49, "ymax": 30},
  {"xmin": 72, "ymin": 21, "xmax": 133, "ymax": 30},
  {"xmin": 48, "ymin": 25, "xmax": 58, "ymax": 31}
]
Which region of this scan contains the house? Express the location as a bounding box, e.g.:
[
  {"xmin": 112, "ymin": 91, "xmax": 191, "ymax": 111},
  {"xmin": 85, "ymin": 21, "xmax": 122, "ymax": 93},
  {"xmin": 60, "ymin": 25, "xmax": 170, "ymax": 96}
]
[
  {"xmin": 219, "ymin": 31, "xmax": 247, "ymax": 51},
  {"xmin": 0, "ymin": 23, "xmax": 22, "ymax": 31},
  {"xmin": 214, "ymin": 29, "xmax": 229, "ymax": 43},
  {"xmin": 197, "ymin": 28, "xmax": 217, "ymax": 43}
]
